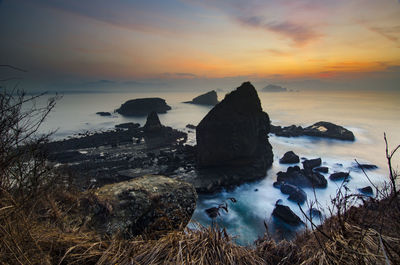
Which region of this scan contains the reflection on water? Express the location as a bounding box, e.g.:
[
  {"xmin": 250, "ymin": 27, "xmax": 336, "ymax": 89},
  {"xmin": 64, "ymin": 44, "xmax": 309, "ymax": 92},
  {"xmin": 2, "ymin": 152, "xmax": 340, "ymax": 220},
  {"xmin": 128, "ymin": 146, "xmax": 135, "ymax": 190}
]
[{"xmin": 37, "ymin": 88, "xmax": 400, "ymax": 245}]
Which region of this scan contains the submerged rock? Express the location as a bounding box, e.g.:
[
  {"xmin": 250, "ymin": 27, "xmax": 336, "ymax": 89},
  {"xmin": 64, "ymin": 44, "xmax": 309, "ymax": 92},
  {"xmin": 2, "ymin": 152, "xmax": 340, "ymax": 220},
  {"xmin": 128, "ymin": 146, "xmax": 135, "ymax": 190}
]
[
  {"xmin": 272, "ymin": 204, "xmax": 303, "ymax": 226},
  {"xmin": 116, "ymin": 98, "xmax": 171, "ymax": 116},
  {"xmin": 92, "ymin": 175, "xmax": 197, "ymax": 238},
  {"xmin": 186, "ymin": 90, "xmax": 219, "ymax": 106},
  {"xmin": 96, "ymin": 111, "xmax": 112, "ymax": 116},
  {"xmin": 353, "ymin": 163, "xmax": 378, "ymax": 171},
  {"xmin": 186, "ymin": 124, "xmax": 196, "ymax": 130},
  {"xmin": 270, "ymin": 121, "xmax": 355, "ymax": 141},
  {"xmin": 280, "ymin": 183, "xmax": 307, "ymax": 204},
  {"xmin": 329, "ymin": 172, "xmax": 350, "ymax": 181},
  {"xmin": 279, "ymin": 151, "xmax": 300, "ymax": 164},
  {"xmin": 196, "ymin": 82, "xmax": 273, "ymax": 187}
]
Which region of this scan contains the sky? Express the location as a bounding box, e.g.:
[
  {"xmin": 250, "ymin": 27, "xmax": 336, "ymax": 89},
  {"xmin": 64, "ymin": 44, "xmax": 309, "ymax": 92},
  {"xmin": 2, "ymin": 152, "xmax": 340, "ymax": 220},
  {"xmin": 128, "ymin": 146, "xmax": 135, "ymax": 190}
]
[{"xmin": 0, "ymin": 0, "xmax": 400, "ymax": 92}]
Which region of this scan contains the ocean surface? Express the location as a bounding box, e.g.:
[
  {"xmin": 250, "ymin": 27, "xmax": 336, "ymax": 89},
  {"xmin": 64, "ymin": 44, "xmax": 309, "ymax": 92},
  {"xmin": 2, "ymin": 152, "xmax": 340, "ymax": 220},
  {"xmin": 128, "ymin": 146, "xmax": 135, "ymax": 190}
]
[{"xmin": 37, "ymin": 88, "xmax": 400, "ymax": 245}]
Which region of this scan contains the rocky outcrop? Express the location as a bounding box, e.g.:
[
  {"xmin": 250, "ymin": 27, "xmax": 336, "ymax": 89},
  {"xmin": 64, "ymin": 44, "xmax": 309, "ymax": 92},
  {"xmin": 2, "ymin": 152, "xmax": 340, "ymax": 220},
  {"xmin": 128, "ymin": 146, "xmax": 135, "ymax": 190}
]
[
  {"xmin": 116, "ymin": 98, "xmax": 171, "ymax": 116},
  {"xmin": 279, "ymin": 151, "xmax": 299, "ymax": 164},
  {"xmin": 196, "ymin": 82, "xmax": 273, "ymax": 187},
  {"xmin": 280, "ymin": 183, "xmax": 307, "ymax": 204},
  {"xmin": 359, "ymin": 186, "xmax": 373, "ymax": 195},
  {"xmin": 271, "ymin": 121, "xmax": 355, "ymax": 141},
  {"xmin": 144, "ymin": 112, "xmax": 163, "ymax": 133},
  {"xmin": 277, "ymin": 166, "xmax": 327, "ymax": 188},
  {"xmin": 92, "ymin": 175, "xmax": 197, "ymax": 238},
  {"xmin": 314, "ymin": 167, "xmax": 329, "ymax": 173},
  {"xmin": 115, "ymin": 122, "xmax": 140, "ymax": 129},
  {"xmin": 185, "ymin": 90, "xmax": 219, "ymax": 106}
]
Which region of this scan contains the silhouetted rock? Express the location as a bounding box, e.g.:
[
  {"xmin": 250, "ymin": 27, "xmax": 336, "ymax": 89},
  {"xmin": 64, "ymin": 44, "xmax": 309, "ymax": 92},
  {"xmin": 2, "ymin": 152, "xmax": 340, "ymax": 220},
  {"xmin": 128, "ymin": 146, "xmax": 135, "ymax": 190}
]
[
  {"xmin": 302, "ymin": 158, "xmax": 322, "ymax": 170},
  {"xmin": 144, "ymin": 112, "xmax": 163, "ymax": 133},
  {"xmin": 186, "ymin": 90, "xmax": 218, "ymax": 106},
  {"xmin": 359, "ymin": 186, "xmax": 373, "ymax": 195},
  {"xmin": 196, "ymin": 82, "xmax": 273, "ymax": 187},
  {"xmin": 277, "ymin": 166, "xmax": 327, "ymax": 188},
  {"xmin": 262, "ymin": 84, "xmax": 287, "ymax": 92},
  {"xmin": 272, "ymin": 204, "xmax": 303, "ymax": 226},
  {"xmin": 309, "ymin": 208, "xmax": 322, "ymax": 218},
  {"xmin": 279, "ymin": 151, "xmax": 300, "ymax": 164},
  {"xmin": 96, "ymin": 111, "xmax": 111, "ymax": 116},
  {"xmin": 186, "ymin": 124, "xmax": 196, "ymax": 129},
  {"xmin": 270, "ymin": 121, "xmax": 355, "ymax": 141},
  {"xmin": 116, "ymin": 98, "xmax": 171, "ymax": 116},
  {"xmin": 314, "ymin": 167, "xmax": 329, "ymax": 173},
  {"xmin": 115, "ymin": 122, "xmax": 140, "ymax": 129},
  {"xmin": 92, "ymin": 175, "xmax": 197, "ymax": 238},
  {"xmin": 329, "ymin": 172, "xmax": 350, "ymax": 181},
  {"xmin": 280, "ymin": 183, "xmax": 307, "ymax": 204}
]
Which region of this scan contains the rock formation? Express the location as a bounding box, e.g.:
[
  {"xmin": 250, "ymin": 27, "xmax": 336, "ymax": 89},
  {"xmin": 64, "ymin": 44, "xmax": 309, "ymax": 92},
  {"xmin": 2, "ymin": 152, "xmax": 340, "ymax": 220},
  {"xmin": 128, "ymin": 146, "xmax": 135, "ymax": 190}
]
[
  {"xmin": 279, "ymin": 151, "xmax": 300, "ymax": 164},
  {"xmin": 185, "ymin": 90, "xmax": 218, "ymax": 106},
  {"xmin": 144, "ymin": 112, "xmax": 163, "ymax": 133},
  {"xmin": 116, "ymin": 98, "xmax": 171, "ymax": 116},
  {"xmin": 271, "ymin": 121, "xmax": 355, "ymax": 141},
  {"xmin": 196, "ymin": 82, "xmax": 273, "ymax": 184},
  {"xmin": 92, "ymin": 175, "xmax": 197, "ymax": 238}
]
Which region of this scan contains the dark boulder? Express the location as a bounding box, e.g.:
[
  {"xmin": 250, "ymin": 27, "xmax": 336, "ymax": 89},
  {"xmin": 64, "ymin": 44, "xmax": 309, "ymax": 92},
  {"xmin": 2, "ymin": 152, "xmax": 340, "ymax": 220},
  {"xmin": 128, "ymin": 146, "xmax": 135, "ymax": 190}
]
[
  {"xmin": 96, "ymin": 111, "xmax": 112, "ymax": 116},
  {"xmin": 186, "ymin": 90, "xmax": 219, "ymax": 106},
  {"xmin": 302, "ymin": 158, "xmax": 322, "ymax": 170},
  {"xmin": 196, "ymin": 82, "xmax": 273, "ymax": 182},
  {"xmin": 353, "ymin": 163, "xmax": 378, "ymax": 171},
  {"xmin": 277, "ymin": 166, "xmax": 327, "ymax": 188},
  {"xmin": 314, "ymin": 167, "xmax": 329, "ymax": 173},
  {"xmin": 272, "ymin": 204, "xmax": 303, "ymax": 226},
  {"xmin": 116, "ymin": 98, "xmax": 171, "ymax": 116},
  {"xmin": 280, "ymin": 183, "xmax": 307, "ymax": 204},
  {"xmin": 329, "ymin": 172, "xmax": 350, "ymax": 181},
  {"xmin": 309, "ymin": 208, "xmax": 322, "ymax": 218},
  {"xmin": 359, "ymin": 186, "xmax": 373, "ymax": 195},
  {"xmin": 144, "ymin": 112, "xmax": 163, "ymax": 133},
  {"xmin": 270, "ymin": 124, "xmax": 303, "ymax": 137},
  {"xmin": 279, "ymin": 151, "xmax": 300, "ymax": 164}
]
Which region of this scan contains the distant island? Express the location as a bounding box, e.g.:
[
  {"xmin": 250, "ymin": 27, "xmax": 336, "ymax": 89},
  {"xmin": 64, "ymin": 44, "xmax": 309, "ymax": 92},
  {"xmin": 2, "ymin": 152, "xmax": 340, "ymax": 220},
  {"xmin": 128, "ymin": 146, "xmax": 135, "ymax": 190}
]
[
  {"xmin": 262, "ymin": 84, "xmax": 287, "ymax": 92},
  {"xmin": 184, "ymin": 90, "xmax": 219, "ymax": 106}
]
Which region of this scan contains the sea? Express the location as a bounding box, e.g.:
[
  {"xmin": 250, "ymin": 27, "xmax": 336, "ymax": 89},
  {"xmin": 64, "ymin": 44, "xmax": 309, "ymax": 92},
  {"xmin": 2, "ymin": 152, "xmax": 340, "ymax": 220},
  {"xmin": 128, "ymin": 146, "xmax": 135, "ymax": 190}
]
[{"xmin": 36, "ymin": 88, "xmax": 400, "ymax": 245}]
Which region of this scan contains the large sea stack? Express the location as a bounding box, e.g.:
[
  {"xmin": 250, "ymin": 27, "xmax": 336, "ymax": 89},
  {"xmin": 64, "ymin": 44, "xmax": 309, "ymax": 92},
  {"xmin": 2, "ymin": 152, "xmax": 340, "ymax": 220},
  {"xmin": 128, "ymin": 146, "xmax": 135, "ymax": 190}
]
[{"xmin": 196, "ymin": 82, "xmax": 273, "ymax": 177}]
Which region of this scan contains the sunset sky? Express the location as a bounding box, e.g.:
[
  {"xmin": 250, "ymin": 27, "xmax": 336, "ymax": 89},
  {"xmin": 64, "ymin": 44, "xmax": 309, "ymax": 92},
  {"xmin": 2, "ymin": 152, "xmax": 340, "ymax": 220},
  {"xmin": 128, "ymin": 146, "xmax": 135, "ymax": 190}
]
[{"xmin": 1, "ymin": 0, "xmax": 399, "ymax": 91}]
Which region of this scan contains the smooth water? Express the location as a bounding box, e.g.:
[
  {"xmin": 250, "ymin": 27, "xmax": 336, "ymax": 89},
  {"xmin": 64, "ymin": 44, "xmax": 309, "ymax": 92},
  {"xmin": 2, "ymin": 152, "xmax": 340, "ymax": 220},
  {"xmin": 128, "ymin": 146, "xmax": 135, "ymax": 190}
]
[{"xmin": 37, "ymin": 88, "xmax": 400, "ymax": 245}]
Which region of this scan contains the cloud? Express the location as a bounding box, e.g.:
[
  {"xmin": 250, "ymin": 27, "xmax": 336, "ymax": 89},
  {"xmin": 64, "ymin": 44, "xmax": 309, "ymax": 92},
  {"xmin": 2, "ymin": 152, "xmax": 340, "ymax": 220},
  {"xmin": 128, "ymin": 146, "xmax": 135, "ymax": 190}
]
[
  {"xmin": 367, "ymin": 25, "xmax": 400, "ymax": 43},
  {"xmin": 237, "ymin": 16, "xmax": 321, "ymax": 46}
]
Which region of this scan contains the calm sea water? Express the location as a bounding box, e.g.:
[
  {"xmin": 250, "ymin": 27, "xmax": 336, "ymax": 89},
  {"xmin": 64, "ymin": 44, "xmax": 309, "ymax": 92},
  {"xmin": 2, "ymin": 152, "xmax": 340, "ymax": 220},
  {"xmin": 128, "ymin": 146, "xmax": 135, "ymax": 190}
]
[{"xmin": 38, "ymin": 88, "xmax": 400, "ymax": 245}]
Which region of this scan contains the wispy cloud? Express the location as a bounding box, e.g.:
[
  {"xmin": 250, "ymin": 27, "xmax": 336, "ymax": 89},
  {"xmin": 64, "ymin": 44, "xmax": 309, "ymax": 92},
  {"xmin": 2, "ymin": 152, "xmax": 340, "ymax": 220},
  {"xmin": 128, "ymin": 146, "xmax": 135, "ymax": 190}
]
[
  {"xmin": 367, "ymin": 25, "xmax": 400, "ymax": 43},
  {"xmin": 237, "ymin": 16, "xmax": 321, "ymax": 46}
]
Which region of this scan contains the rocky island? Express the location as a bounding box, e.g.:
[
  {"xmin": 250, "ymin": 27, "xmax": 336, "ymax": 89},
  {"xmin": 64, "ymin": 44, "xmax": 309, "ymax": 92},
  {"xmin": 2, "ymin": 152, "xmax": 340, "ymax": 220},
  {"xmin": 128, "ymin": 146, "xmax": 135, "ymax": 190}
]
[
  {"xmin": 184, "ymin": 90, "xmax": 219, "ymax": 106},
  {"xmin": 116, "ymin": 97, "xmax": 171, "ymax": 116}
]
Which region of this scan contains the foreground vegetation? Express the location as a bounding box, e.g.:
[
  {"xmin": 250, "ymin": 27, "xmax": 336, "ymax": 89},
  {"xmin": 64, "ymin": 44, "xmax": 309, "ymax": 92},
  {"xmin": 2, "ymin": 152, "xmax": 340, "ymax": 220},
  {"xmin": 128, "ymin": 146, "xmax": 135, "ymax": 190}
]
[{"xmin": 0, "ymin": 88, "xmax": 399, "ymax": 264}]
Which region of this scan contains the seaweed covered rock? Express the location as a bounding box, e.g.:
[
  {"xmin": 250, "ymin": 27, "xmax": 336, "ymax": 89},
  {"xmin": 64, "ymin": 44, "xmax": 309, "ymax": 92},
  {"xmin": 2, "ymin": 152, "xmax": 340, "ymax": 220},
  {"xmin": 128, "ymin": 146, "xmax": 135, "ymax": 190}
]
[
  {"xmin": 116, "ymin": 98, "xmax": 171, "ymax": 116},
  {"xmin": 92, "ymin": 175, "xmax": 197, "ymax": 238},
  {"xmin": 196, "ymin": 82, "xmax": 273, "ymax": 182}
]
